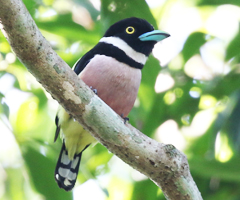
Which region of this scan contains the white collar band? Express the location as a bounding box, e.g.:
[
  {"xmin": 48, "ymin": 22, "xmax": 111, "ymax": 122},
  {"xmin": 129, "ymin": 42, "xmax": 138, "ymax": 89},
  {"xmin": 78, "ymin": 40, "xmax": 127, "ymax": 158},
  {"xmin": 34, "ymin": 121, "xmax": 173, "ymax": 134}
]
[{"xmin": 99, "ymin": 37, "xmax": 147, "ymax": 65}]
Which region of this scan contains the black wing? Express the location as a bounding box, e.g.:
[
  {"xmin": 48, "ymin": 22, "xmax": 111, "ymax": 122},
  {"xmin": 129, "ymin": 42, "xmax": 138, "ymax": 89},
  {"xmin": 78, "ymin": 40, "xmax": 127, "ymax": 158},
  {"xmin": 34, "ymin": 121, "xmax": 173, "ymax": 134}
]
[
  {"xmin": 73, "ymin": 49, "xmax": 96, "ymax": 75},
  {"xmin": 54, "ymin": 115, "xmax": 61, "ymax": 142}
]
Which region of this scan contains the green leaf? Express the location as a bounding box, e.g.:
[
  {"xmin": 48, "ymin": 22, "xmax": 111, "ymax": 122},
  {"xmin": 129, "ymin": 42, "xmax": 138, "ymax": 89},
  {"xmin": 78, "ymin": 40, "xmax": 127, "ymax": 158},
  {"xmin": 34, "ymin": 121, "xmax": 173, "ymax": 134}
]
[
  {"xmin": 131, "ymin": 179, "xmax": 160, "ymax": 200},
  {"xmin": 37, "ymin": 14, "xmax": 100, "ymax": 44},
  {"xmin": 197, "ymin": 0, "xmax": 240, "ymax": 6},
  {"xmin": 1, "ymin": 100, "xmax": 10, "ymax": 118},
  {"xmin": 0, "ymin": 92, "xmax": 10, "ymax": 118},
  {"xmin": 204, "ymin": 73, "xmax": 240, "ymax": 98},
  {"xmin": 74, "ymin": 0, "xmax": 100, "ymax": 20},
  {"xmin": 182, "ymin": 32, "xmax": 207, "ymax": 62},
  {"xmin": 4, "ymin": 168, "xmax": 26, "ymax": 200},
  {"xmin": 101, "ymin": 0, "xmax": 157, "ymax": 32},
  {"xmin": 213, "ymin": 91, "xmax": 240, "ymax": 152},
  {"xmin": 226, "ymin": 26, "xmax": 240, "ymax": 63},
  {"xmin": 190, "ymin": 157, "xmax": 240, "ymax": 182}
]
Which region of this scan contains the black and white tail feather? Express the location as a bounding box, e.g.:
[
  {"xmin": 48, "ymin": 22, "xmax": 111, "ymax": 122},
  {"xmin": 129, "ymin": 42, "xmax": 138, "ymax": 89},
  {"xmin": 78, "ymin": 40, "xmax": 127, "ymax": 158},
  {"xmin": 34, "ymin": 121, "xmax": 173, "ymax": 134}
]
[
  {"xmin": 55, "ymin": 142, "xmax": 90, "ymax": 191},
  {"xmin": 55, "ymin": 142, "xmax": 83, "ymax": 191}
]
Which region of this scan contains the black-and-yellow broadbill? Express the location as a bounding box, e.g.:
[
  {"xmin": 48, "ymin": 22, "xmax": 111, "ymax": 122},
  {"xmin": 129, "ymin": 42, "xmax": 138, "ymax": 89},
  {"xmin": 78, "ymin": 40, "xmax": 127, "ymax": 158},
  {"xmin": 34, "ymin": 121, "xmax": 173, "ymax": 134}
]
[{"xmin": 54, "ymin": 17, "xmax": 170, "ymax": 191}]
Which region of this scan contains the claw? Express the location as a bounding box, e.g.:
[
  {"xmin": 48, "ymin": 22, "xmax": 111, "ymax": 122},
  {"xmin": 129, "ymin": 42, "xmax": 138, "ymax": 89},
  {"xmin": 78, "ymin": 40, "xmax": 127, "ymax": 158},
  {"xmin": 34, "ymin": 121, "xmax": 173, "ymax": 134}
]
[
  {"xmin": 124, "ymin": 117, "xmax": 129, "ymax": 124},
  {"xmin": 121, "ymin": 114, "xmax": 129, "ymax": 124},
  {"xmin": 89, "ymin": 86, "xmax": 98, "ymax": 95}
]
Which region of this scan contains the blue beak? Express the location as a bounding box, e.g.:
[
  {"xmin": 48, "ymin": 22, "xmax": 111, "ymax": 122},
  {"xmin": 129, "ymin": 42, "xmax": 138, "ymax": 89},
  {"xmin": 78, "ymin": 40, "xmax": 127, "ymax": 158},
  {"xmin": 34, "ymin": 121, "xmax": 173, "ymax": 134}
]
[{"xmin": 138, "ymin": 30, "xmax": 170, "ymax": 42}]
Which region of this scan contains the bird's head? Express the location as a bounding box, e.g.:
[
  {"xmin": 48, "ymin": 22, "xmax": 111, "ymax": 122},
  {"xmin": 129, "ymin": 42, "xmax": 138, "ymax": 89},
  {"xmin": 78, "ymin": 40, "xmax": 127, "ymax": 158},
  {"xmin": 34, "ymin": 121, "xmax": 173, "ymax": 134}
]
[{"xmin": 103, "ymin": 17, "xmax": 170, "ymax": 56}]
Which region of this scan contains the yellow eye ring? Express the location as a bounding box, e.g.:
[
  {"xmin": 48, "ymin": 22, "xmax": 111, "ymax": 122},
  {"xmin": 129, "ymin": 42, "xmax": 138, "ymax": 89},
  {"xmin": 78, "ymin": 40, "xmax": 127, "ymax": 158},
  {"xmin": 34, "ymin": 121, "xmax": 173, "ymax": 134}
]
[{"xmin": 126, "ymin": 26, "xmax": 135, "ymax": 34}]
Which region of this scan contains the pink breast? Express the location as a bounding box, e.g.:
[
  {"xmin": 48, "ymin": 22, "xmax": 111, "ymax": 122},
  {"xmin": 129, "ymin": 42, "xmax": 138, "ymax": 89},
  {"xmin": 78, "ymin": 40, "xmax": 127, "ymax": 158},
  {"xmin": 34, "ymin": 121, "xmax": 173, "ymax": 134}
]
[{"xmin": 79, "ymin": 55, "xmax": 142, "ymax": 117}]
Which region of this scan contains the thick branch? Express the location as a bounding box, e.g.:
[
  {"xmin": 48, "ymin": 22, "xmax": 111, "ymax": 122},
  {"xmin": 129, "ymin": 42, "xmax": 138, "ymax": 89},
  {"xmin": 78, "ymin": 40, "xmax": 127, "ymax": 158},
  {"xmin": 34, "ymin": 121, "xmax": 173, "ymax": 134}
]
[{"xmin": 0, "ymin": 0, "xmax": 203, "ymax": 199}]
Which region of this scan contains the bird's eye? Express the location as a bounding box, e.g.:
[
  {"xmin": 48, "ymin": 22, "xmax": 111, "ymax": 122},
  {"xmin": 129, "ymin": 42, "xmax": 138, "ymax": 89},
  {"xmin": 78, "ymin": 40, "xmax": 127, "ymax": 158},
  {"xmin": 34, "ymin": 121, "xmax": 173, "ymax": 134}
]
[{"xmin": 126, "ymin": 26, "xmax": 135, "ymax": 34}]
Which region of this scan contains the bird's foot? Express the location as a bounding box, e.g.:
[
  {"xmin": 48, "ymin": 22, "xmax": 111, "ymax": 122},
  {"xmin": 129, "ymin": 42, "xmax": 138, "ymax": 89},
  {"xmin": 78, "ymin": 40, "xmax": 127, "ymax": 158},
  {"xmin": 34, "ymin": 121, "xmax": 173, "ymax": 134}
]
[
  {"xmin": 121, "ymin": 114, "xmax": 129, "ymax": 124},
  {"xmin": 89, "ymin": 86, "xmax": 98, "ymax": 95}
]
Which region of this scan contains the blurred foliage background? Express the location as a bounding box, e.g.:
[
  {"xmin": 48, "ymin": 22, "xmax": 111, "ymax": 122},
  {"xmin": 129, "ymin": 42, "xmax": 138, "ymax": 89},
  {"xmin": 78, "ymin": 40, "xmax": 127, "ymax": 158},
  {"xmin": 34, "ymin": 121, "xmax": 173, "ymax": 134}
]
[{"xmin": 0, "ymin": 0, "xmax": 240, "ymax": 199}]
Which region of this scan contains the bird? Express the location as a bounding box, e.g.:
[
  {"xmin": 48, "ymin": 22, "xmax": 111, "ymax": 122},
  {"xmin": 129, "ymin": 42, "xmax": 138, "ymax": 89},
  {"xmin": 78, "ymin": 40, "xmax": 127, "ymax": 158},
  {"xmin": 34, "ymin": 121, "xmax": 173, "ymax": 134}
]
[{"xmin": 54, "ymin": 17, "xmax": 170, "ymax": 191}]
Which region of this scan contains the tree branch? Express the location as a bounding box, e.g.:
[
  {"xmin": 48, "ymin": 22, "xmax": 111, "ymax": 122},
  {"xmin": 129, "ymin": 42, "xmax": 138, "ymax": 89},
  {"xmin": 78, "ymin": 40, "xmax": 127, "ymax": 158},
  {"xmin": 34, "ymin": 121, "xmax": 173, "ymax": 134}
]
[{"xmin": 0, "ymin": 0, "xmax": 203, "ymax": 199}]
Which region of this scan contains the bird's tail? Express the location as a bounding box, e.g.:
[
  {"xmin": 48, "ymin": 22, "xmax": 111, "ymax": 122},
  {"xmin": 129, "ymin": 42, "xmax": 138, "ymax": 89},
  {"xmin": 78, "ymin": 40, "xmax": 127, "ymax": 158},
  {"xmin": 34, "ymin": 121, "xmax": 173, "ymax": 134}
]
[{"xmin": 55, "ymin": 142, "xmax": 82, "ymax": 191}]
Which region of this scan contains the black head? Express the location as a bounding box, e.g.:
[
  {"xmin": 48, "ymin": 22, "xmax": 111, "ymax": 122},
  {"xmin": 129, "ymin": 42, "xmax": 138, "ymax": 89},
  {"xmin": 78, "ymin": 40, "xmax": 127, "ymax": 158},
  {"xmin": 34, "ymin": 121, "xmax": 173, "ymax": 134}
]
[{"xmin": 103, "ymin": 17, "xmax": 169, "ymax": 56}]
